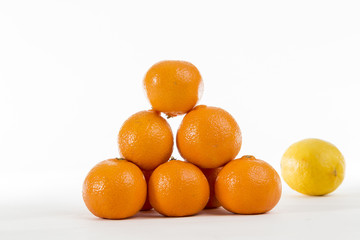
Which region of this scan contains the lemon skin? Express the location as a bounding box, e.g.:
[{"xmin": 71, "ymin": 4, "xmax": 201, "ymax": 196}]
[{"xmin": 281, "ymin": 138, "xmax": 345, "ymax": 196}]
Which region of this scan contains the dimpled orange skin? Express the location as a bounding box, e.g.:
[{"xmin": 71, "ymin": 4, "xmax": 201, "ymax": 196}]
[
  {"xmin": 176, "ymin": 105, "xmax": 242, "ymax": 168},
  {"xmin": 149, "ymin": 160, "xmax": 210, "ymax": 217},
  {"xmin": 141, "ymin": 170, "xmax": 153, "ymax": 211},
  {"xmin": 201, "ymin": 167, "xmax": 223, "ymax": 209},
  {"xmin": 118, "ymin": 110, "xmax": 173, "ymax": 170},
  {"xmin": 82, "ymin": 159, "xmax": 147, "ymax": 219},
  {"xmin": 143, "ymin": 60, "xmax": 203, "ymax": 117},
  {"xmin": 215, "ymin": 155, "xmax": 282, "ymax": 214}
]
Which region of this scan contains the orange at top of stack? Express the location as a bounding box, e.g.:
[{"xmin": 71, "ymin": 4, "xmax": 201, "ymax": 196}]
[{"xmin": 143, "ymin": 60, "xmax": 203, "ymax": 117}]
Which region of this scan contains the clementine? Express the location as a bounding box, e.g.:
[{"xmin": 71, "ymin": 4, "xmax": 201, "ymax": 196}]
[
  {"xmin": 215, "ymin": 155, "xmax": 282, "ymax": 214},
  {"xmin": 141, "ymin": 169, "xmax": 153, "ymax": 211},
  {"xmin": 143, "ymin": 60, "xmax": 203, "ymax": 117},
  {"xmin": 149, "ymin": 160, "xmax": 209, "ymax": 217},
  {"xmin": 177, "ymin": 105, "xmax": 242, "ymax": 168},
  {"xmin": 118, "ymin": 110, "xmax": 173, "ymax": 170},
  {"xmin": 82, "ymin": 158, "xmax": 146, "ymax": 219},
  {"xmin": 201, "ymin": 167, "xmax": 223, "ymax": 209}
]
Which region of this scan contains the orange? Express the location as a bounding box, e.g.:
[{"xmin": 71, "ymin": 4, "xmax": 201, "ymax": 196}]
[
  {"xmin": 82, "ymin": 158, "xmax": 146, "ymax": 219},
  {"xmin": 148, "ymin": 160, "xmax": 210, "ymax": 217},
  {"xmin": 118, "ymin": 110, "xmax": 173, "ymax": 170},
  {"xmin": 215, "ymin": 155, "xmax": 282, "ymax": 214},
  {"xmin": 201, "ymin": 167, "xmax": 223, "ymax": 209},
  {"xmin": 141, "ymin": 169, "xmax": 153, "ymax": 211},
  {"xmin": 143, "ymin": 60, "xmax": 203, "ymax": 117},
  {"xmin": 176, "ymin": 105, "xmax": 242, "ymax": 168}
]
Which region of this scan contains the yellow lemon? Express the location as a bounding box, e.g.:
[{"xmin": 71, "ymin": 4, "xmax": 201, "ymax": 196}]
[{"xmin": 281, "ymin": 138, "xmax": 345, "ymax": 196}]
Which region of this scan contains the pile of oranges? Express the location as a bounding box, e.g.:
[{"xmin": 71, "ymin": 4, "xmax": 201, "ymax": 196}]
[{"xmin": 82, "ymin": 60, "xmax": 282, "ymax": 219}]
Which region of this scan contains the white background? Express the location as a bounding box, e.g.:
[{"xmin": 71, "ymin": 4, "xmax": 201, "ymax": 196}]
[{"xmin": 1, "ymin": 0, "xmax": 360, "ymax": 239}]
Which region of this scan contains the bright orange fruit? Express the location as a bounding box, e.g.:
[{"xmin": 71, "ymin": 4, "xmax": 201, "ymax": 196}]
[
  {"xmin": 215, "ymin": 155, "xmax": 282, "ymax": 214},
  {"xmin": 141, "ymin": 169, "xmax": 153, "ymax": 211},
  {"xmin": 143, "ymin": 60, "xmax": 203, "ymax": 117},
  {"xmin": 177, "ymin": 105, "xmax": 242, "ymax": 168},
  {"xmin": 148, "ymin": 160, "xmax": 210, "ymax": 217},
  {"xmin": 118, "ymin": 110, "xmax": 173, "ymax": 170},
  {"xmin": 82, "ymin": 158, "xmax": 146, "ymax": 219},
  {"xmin": 200, "ymin": 167, "xmax": 223, "ymax": 209}
]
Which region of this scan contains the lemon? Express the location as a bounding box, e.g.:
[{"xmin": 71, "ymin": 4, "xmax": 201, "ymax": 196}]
[{"xmin": 281, "ymin": 138, "xmax": 345, "ymax": 196}]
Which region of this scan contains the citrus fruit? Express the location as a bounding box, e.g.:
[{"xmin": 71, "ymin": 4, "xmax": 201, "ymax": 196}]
[
  {"xmin": 141, "ymin": 169, "xmax": 153, "ymax": 211},
  {"xmin": 148, "ymin": 160, "xmax": 210, "ymax": 217},
  {"xmin": 176, "ymin": 105, "xmax": 242, "ymax": 168},
  {"xmin": 118, "ymin": 110, "xmax": 173, "ymax": 170},
  {"xmin": 82, "ymin": 158, "xmax": 146, "ymax": 219},
  {"xmin": 143, "ymin": 60, "xmax": 203, "ymax": 117},
  {"xmin": 281, "ymin": 138, "xmax": 345, "ymax": 196},
  {"xmin": 215, "ymin": 155, "xmax": 282, "ymax": 214},
  {"xmin": 200, "ymin": 167, "xmax": 222, "ymax": 209}
]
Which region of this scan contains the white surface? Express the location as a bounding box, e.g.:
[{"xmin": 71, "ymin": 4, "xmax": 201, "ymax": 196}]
[
  {"xmin": 1, "ymin": 0, "xmax": 360, "ymax": 239},
  {"xmin": 1, "ymin": 186, "xmax": 360, "ymax": 239}
]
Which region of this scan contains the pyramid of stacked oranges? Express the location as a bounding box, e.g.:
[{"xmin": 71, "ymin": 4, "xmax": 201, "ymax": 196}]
[{"xmin": 82, "ymin": 60, "xmax": 282, "ymax": 219}]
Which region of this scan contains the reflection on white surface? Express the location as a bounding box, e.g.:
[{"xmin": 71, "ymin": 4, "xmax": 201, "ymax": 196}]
[{"xmin": 1, "ymin": 189, "xmax": 360, "ymax": 239}]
